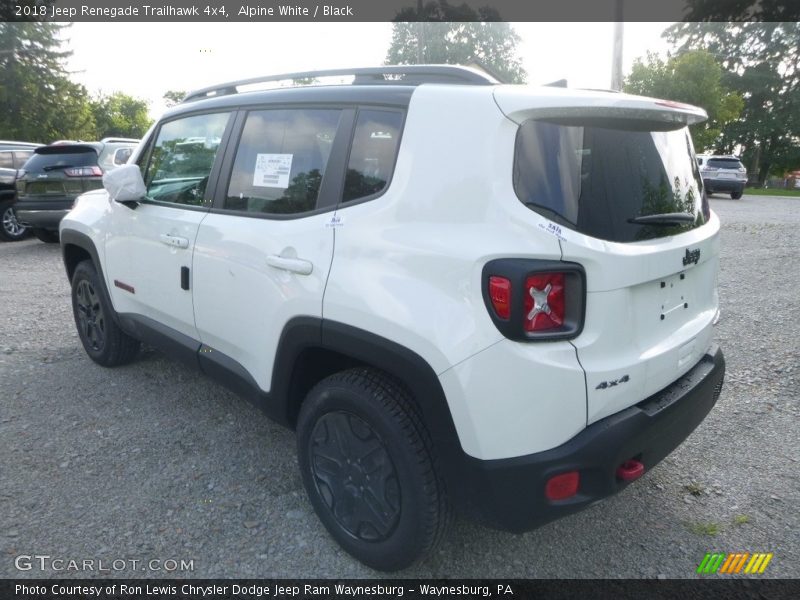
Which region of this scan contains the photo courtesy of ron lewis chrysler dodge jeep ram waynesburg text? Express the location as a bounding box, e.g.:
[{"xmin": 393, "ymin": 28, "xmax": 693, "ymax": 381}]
[{"xmin": 59, "ymin": 66, "xmax": 725, "ymax": 571}]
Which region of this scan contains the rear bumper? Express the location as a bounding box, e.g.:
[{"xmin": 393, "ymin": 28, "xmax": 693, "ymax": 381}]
[
  {"xmin": 16, "ymin": 200, "xmax": 71, "ymax": 230},
  {"xmin": 704, "ymin": 178, "xmax": 745, "ymax": 193},
  {"xmin": 461, "ymin": 345, "xmax": 725, "ymax": 532}
]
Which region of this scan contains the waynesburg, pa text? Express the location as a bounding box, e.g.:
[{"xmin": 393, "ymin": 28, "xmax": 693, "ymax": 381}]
[{"xmin": 15, "ymin": 583, "xmax": 514, "ymax": 598}]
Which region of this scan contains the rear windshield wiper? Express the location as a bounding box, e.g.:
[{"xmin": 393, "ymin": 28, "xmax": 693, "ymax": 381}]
[{"xmin": 628, "ymin": 212, "xmax": 695, "ymax": 226}]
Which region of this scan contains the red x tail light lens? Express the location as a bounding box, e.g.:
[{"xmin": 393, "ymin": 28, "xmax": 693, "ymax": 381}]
[{"xmin": 482, "ymin": 259, "xmax": 585, "ymax": 341}]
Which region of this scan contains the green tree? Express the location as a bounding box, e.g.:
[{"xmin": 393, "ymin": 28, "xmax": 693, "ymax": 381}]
[
  {"xmin": 666, "ymin": 22, "xmax": 800, "ymax": 182},
  {"xmin": 162, "ymin": 90, "xmax": 186, "ymax": 108},
  {"xmin": 0, "ymin": 23, "xmax": 95, "ymax": 142},
  {"xmin": 91, "ymin": 92, "xmax": 152, "ymax": 139},
  {"xmin": 624, "ymin": 50, "xmax": 743, "ymax": 153},
  {"xmin": 387, "ymin": 2, "xmax": 526, "ymax": 83}
]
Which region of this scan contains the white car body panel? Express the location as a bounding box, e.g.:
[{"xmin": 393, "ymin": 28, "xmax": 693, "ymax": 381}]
[{"xmin": 192, "ymin": 212, "xmax": 334, "ymax": 391}]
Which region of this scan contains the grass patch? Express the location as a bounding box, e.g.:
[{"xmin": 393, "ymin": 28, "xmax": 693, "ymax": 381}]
[
  {"xmin": 744, "ymin": 187, "xmax": 800, "ymax": 197},
  {"xmin": 687, "ymin": 521, "xmax": 721, "ymax": 536},
  {"xmin": 684, "ymin": 482, "xmax": 705, "ymax": 496},
  {"xmin": 733, "ymin": 514, "xmax": 751, "ymax": 526}
]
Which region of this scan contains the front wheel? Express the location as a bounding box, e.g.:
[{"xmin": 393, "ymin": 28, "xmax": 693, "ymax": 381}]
[
  {"xmin": 297, "ymin": 368, "xmax": 450, "ymax": 571},
  {"xmin": 32, "ymin": 228, "xmax": 60, "ymax": 243},
  {"xmin": 71, "ymin": 260, "xmax": 140, "ymax": 366},
  {"xmin": 731, "ymin": 190, "xmax": 743, "ymax": 200},
  {"xmin": 0, "ymin": 201, "xmax": 29, "ymax": 241}
]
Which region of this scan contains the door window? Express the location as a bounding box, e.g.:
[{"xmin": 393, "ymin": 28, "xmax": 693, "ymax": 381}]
[
  {"xmin": 143, "ymin": 112, "xmax": 231, "ymax": 206},
  {"xmin": 225, "ymin": 109, "xmax": 342, "ymax": 215}
]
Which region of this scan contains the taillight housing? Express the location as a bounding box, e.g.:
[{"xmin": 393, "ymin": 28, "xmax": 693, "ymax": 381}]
[
  {"xmin": 482, "ymin": 259, "xmax": 585, "ymax": 341},
  {"xmin": 64, "ymin": 166, "xmax": 103, "ymax": 177}
]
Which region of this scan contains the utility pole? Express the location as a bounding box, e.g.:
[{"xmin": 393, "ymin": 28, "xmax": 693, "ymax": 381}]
[
  {"xmin": 416, "ymin": 0, "xmax": 425, "ymax": 64},
  {"xmin": 610, "ymin": 0, "xmax": 624, "ymax": 91}
]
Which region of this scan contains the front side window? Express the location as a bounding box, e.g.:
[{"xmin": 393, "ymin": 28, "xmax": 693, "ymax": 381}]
[
  {"xmin": 225, "ymin": 109, "xmax": 341, "ymax": 215},
  {"xmin": 342, "ymin": 110, "xmax": 403, "ymax": 203},
  {"xmin": 514, "ymin": 120, "xmax": 706, "ymax": 242},
  {"xmin": 144, "ymin": 112, "xmax": 231, "ymax": 206}
]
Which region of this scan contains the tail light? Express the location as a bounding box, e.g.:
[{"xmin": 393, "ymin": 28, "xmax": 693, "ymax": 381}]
[
  {"xmin": 488, "ymin": 276, "xmax": 512, "ymax": 319},
  {"xmin": 64, "ymin": 166, "xmax": 103, "ymax": 177},
  {"xmin": 482, "ymin": 259, "xmax": 585, "ymax": 341}
]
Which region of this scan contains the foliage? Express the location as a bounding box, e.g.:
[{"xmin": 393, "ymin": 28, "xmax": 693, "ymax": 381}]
[
  {"xmin": 91, "ymin": 92, "xmax": 152, "ymax": 139},
  {"xmin": 163, "ymin": 90, "xmax": 186, "ymax": 108},
  {"xmin": 387, "ymin": 2, "xmax": 526, "ymax": 84},
  {"xmin": 0, "ymin": 23, "xmax": 95, "ymax": 142},
  {"xmin": 665, "ymin": 22, "xmax": 800, "ymax": 182},
  {"xmin": 624, "ymin": 51, "xmax": 743, "ymax": 153}
]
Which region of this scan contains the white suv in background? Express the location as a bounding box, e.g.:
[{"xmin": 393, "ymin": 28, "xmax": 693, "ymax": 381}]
[
  {"xmin": 59, "ymin": 66, "xmax": 725, "ymax": 571},
  {"xmin": 696, "ymin": 153, "xmax": 748, "ymax": 199}
]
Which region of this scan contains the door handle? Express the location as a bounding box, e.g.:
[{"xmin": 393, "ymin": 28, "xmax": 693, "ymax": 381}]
[
  {"xmin": 159, "ymin": 233, "xmax": 189, "ymax": 249},
  {"xmin": 266, "ymin": 254, "xmax": 313, "ymax": 275}
]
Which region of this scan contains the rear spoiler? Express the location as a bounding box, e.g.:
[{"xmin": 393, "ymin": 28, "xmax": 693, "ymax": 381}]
[
  {"xmin": 35, "ymin": 144, "xmax": 100, "ymax": 154},
  {"xmin": 494, "ymin": 87, "xmax": 708, "ymax": 128}
]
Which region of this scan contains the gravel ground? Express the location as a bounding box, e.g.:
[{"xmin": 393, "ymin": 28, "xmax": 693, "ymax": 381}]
[{"xmin": 1, "ymin": 194, "xmax": 798, "ymax": 579}]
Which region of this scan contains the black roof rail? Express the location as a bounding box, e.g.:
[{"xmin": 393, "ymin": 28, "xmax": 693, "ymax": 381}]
[{"xmin": 182, "ymin": 65, "xmax": 499, "ymax": 103}]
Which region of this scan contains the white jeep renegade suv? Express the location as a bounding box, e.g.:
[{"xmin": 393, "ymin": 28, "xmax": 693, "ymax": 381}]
[{"xmin": 60, "ymin": 66, "xmax": 725, "ymax": 571}]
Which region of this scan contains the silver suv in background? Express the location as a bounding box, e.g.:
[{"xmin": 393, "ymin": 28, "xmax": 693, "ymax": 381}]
[{"xmin": 697, "ymin": 154, "xmax": 748, "ymax": 199}]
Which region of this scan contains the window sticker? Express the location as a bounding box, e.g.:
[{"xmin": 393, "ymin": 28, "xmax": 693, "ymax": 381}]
[{"xmin": 253, "ymin": 153, "xmax": 292, "ymax": 188}]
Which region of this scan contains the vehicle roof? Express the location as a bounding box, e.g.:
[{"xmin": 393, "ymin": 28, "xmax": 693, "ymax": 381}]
[
  {"xmin": 163, "ymin": 84, "xmax": 418, "ymax": 119},
  {"xmin": 0, "ymin": 141, "xmax": 42, "ymax": 150}
]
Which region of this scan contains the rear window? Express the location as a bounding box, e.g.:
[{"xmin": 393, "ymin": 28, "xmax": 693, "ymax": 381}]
[
  {"xmin": 707, "ymin": 158, "xmax": 743, "ymax": 170},
  {"xmin": 23, "ymin": 148, "xmax": 98, "ymax": 172},
  {"xmin": 514, "ymin": 121, "xmax": 707, "ymax": 243}
]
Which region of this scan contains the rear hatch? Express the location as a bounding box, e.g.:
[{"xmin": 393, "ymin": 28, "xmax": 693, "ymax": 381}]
[
  {"xmin": 17, "ymin": 145, "xmax": 103, "ymax": 200},
  {"xmin": 703, "ymin": 157, "xmax": 747, "ymax": 181},
  {"xmin": 496, "ymin": 87, "xmax": 720, "ymax": 424}
]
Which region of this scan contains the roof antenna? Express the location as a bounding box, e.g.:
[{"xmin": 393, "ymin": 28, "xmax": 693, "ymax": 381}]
[{"xmin": 544, "ymin": 79, "xmax": 568, "ymax": 88}]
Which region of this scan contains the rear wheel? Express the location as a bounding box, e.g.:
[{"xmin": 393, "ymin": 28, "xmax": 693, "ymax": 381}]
[
  {"xmin": 32, "ymin": 228, "xmax": 59, "ymax": 243},
  {"xmin": 71, "ymin": 260, "xmax": 140, "ymax": 366},
  {"xmin": 0, "ymin": 201, "xmax": 29, "ymax": 241},
  {"xmin": 297, "ymin": 368, "xmax": 450, "ymax": 571}
]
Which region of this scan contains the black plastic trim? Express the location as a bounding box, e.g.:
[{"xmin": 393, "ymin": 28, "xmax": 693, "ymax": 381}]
[{"xmin": 481, "ymin": 258, "xmax": 586, "ymax": 341}]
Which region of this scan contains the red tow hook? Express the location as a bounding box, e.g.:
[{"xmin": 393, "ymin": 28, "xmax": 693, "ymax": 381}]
[{"xmin": 616, "ymin": 459, "xmax": 645, "ymax": 482}]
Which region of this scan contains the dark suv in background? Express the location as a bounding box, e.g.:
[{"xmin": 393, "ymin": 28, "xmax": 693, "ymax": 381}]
[
  {"xmin": 14, "ymin": 138, "xmax": 138, "ymax": 242},
  {"xmin": 0, "ymin": 141, "xmax": 41, "ymax": 241}
]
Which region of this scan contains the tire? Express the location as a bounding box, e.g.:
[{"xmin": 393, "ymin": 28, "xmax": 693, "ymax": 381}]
[
  {"xmin": 731, "ymin": 190, "xmax": 743, "ymax": 200},
  {"xmin": 297, "ymin": 368, "xmax": 450, "ymax": 571},
  {"xmin": 71, "ymin": 260, "xmax": 140, "ymax": 367},
  {"xmin": 0, "ymin": 201, "xmax": 29, "ymax": 241},
  {"xmin": 32, "ymin": 228, "xmax": 60, "ymax": 243}
]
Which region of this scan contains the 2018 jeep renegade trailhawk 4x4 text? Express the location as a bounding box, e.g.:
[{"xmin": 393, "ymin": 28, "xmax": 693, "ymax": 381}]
[{"xmin": 59, "ymin": 66, "xmax": 725, "ymax": 571}]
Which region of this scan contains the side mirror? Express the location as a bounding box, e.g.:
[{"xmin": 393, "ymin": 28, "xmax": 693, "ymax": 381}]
[
  {"xmin": 113, "ymin": 147, "xmax": 132, "ymax": 166},
  {"xmin": 103, "ymin": 164, "xmax": 146, "ymax": 203}
]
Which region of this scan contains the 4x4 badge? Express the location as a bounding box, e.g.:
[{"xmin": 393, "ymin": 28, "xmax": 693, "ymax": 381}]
[{"xmin": 683, "ymin": 248, "xmax": 700, "ymax": 266}]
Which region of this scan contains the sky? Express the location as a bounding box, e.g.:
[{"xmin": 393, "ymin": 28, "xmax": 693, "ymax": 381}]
[{"xmin": 62, "ymin": 22, "xmax": 673, "ymax": 119}]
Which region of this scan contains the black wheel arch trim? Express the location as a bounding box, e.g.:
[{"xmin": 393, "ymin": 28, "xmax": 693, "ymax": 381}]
[{"xmin": 60, "ymin": 230, "xmax": 124, "ymax": 328}]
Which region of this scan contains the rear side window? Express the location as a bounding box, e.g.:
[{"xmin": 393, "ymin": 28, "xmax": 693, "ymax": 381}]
[
  {"xmin": 23, "ymin": 148, "xmax": 98, "ymax": 172},
  {"xmin": 144, "ymin": 112, "xmax": 231, "ymax": 206},
  {"xmin": 514, "ymin": 121, "xmax": 706, "ymax": 243},
  {"xmin": 0, "ymin": 152, "xmax": 12, "ymax": 169},
  {"xmin": 342, "ymin": 110, "xmax": 403, "ymax": 203},
  {"xmin": 14, "ymin": 151, "xmax": 33, "ymax": 168},
  {"xmin": 225, "ymin": 109, "xmax": 341, "ymax": 215}
]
